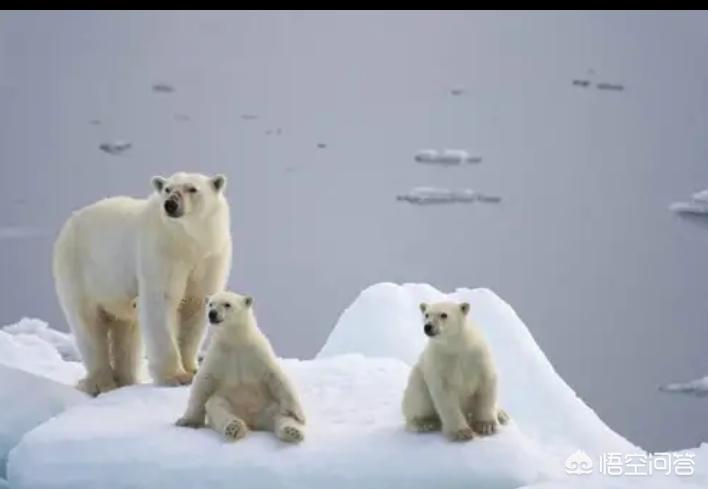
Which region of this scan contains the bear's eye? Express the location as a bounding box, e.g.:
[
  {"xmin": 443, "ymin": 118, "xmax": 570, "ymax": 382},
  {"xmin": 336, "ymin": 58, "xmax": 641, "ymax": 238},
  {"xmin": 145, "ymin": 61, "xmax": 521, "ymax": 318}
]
[
  {"xmin": 224, "ymin": 303, "xmax": 231, "ymax": 309},
  {"xmin": 425, "ymin": 313, "xmax": 430, "ymax": 319},
  {"xmin": 440, "ymin": 313, "xmax": 448, "ymax": 320},
  {"xmin": 164, "ymin": 186, "xmax": 171, "ymax": 193},
  {"xmin": 187, "ymin": 186, "xmax": 198, "ymax": 194}
]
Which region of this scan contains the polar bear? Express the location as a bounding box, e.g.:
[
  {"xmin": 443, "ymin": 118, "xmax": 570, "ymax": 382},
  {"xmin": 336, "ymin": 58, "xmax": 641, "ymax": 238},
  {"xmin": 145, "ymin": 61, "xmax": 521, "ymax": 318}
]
[
  {"xmin": 402, "ymin": 301, "xmax": 509, "ymax": 441},
  {"xmin": 176, "ymin": 291, "xmax": 306, "ymax": 443},
  {"xmin": 53, "ymin": 172, "xmax": 231, "ymax": 395}
]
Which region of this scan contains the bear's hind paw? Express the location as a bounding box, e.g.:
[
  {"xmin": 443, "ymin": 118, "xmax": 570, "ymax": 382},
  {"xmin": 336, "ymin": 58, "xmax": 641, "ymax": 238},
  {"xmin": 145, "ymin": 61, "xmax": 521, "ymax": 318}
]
[
  {"xmin": 223, "ymin": 419, "xmax": 248, "ymax": 441},
  {"xmin": 279, "ymin": 425, "xmax": 304, "ymax": 444}
]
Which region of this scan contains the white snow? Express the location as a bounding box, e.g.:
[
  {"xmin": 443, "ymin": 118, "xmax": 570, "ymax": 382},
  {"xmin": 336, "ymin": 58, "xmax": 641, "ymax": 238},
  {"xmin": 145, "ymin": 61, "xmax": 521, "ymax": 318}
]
[
  {"xmin": 0, "ymin": 366, "xmax": 86, "ymax": 480},
  {"xmin": 3, "ymin": 283, "xmax": 707, "ymax": 488},
  {"xmin": 2, "ymin": 318, "xmax": 79, "ymax": 362},
  {"xmin": 659, "ymin": 376, "xmax": 708, "ymax": 398},
  {"xmin": 0, "ymin": 320, "xmax": 84, "ymax": 386},
  {"xmin": 691, "ymin": 189, "xmax": 708, "ymax": 203}
]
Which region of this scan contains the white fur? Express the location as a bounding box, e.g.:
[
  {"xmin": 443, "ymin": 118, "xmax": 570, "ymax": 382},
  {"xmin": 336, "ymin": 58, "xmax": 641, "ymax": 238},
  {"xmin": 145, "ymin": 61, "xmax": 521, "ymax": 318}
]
[
  {"xmin": 53, "ymin": 172, "xmax": 232, "ymax": 394},
  {"xmin": 176, "ymin": 291, "xmax": 306, "ymax": 443},
  {"xmin": 402, "ymin": 301, "xmax": 509, "ymax": 441}
]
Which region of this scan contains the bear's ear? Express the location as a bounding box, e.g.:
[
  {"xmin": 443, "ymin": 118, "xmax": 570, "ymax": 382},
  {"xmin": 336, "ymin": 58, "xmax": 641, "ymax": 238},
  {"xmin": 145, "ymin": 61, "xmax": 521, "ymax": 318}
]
[
  {"xmin": 460, "ymin": 303, "xmax": 470, "ymax": 316},
  {"xmin": 244, "ymin": 296, "xmax": 254, "ymax": 308},
  {"xmin": 211, "ymin": 174, "xmax": 227, "ymax": 192},
  {"xmin": 419, "ymin": 303, "xmax": 427, "ymax": 314},
  {"xmin": 152, "ymin": 176, "xmax": 167, "ymax": 193}
]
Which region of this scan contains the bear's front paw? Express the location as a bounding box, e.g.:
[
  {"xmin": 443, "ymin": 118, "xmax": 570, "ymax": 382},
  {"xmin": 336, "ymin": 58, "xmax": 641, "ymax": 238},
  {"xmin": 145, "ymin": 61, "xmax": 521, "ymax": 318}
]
[
  {"xmin": 472, "ymin": 419, "xmax": 498, "ymax": 436},
  {"xmin": 279, "ymin": 425, "xmax": 304, "ymax": 444},
  {"xmin": 447, "ymin": 427, "xmax": 475, "ymax": 442},
  {"xmin": 407, "ymin": 416, "xmax": 441, "ymax": 433},
  {"xmin": 77, "ymin": 373, "xmax": 117, "ymax": 396},
  {"xmin": 223, "ymin": 419, "xmax": 248, "ymax": 441},
  {"xmin": 156, "ymin": 370, "xmax": 194, "ymax": 387},
  {"xmin": 175, "ymin": 416, "xmax": 204, "ymax": 428},
  {"xmin": 497, "ymin": 408, "xmax": 510, "ymax": 425}
]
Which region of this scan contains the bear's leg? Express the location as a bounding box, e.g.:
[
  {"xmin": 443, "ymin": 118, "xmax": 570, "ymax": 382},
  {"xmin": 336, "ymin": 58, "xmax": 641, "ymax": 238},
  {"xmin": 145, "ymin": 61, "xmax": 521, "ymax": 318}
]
[
  {"xmin": 177, "ymin": 296, "xmax": 207, "ymax": 375},
  {"xmin": 468, "ymin": 377, "xmax": 499, "ymax": 436},
  {"xmin": 273, "ymin": 414, "xmax": 305, "ymax": 444},
  {"xmin": 109, "ymin": 318, "xmax": 142, "ymax": 387},
  {"xmin": 402, "ymin": 366, "xmax": 441, "ymax": 433},
  {"xmin": 138, "ymin": 280, "xmax": 193, "ymax": 386},
  {"xmin": 205, "ymin": 396, "xmax": 248, "ymax": 441},
  {"xmin": 70, "ymin": 307, "xmax": 117, "ymax": 396},
  {"xmin": 427, "ymin": 377, "xmax": 474, "ymax": 441}
]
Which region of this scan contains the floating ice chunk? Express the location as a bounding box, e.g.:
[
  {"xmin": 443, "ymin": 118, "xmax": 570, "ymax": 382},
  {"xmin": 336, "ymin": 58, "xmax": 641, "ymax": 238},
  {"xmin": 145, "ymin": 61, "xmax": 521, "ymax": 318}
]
[
  {"xmin": 2, "ymin": 318, "xmax": 79, "ymax": 362},
  {"xmin": 450, "ymin": 87, "xmax": 465, "ymax": 96},
  {"xmin": 596, "ymin": 82, "xmax": 624, "ymax": 91},
  {"xmin": 317, "ymin": 143, "xmax": 327, "ymax": 149},
  {"xmin": 0, "ymin": 227, "xmax": 45, "ymax": 240},
  {"xmin": 414, "ymin": 149, "xmax": 481, "ymax": 165},
  {"xmin": 572, "ymin": 79, "xmax": 591, "ymax": 87},
  {"xmin": 669, "ymin": 201, "xmax": 708, "ymax": 215},
  {"xmin": 397, "ymin": 187, "xmax": 499, "ymax": 205},
  {"xmin": 152, "ymin": 82, "xmax": 174, "ymax": 93},
  {"xmin": 691, "ymin": 188, "xmax": 708, "ymax": 203},
  {"xmin": 659, "ymin": 376, "xmax": 708, "ymax": 398},
  {"xmin": 99, "ymin": 141, "xmax": 132, "ymax": 156}
]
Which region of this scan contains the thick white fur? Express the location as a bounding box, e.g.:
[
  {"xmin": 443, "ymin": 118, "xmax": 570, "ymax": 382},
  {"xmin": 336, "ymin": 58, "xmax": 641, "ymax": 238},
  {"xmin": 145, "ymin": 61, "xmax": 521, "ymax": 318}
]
[
  {"xmin": 53, "ymin": 172, "xmax": 231, "ymax": 394},
  {"xmin": 402, "ymin": 301, "xmax": 509, "ymax": 441},
  {"xmin": 176, "ymin": 291, "xmax": 306, "ymax": 443}
]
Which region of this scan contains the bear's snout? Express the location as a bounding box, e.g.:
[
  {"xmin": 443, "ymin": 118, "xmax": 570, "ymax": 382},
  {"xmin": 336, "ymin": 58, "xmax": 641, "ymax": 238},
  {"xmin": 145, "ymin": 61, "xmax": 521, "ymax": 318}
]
[
  {"xmin": 424, "ymin": 323, "xmax": 436, "ymax": 337},
  {"xmin": 208, "ymin": 310, "xmax": 221, "ymax": 324},
  {"xmin": 164, "ymin": 198, "xmax": 182, "ymax": 218}
]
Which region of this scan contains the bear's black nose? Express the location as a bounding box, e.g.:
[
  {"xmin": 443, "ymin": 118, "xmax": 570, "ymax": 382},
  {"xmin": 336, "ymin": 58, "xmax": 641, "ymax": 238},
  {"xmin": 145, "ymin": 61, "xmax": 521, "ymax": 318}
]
[
  {"xmin": 208, "ymin": 310, "xmax": 218, "ymax": 323},
  {"xmin": 164, "ymin": 199, "xmax": 179, "ymax": 216},
  {"xmin": 424, "ymin": 323, "xmax": 434, "ymax": 336}
]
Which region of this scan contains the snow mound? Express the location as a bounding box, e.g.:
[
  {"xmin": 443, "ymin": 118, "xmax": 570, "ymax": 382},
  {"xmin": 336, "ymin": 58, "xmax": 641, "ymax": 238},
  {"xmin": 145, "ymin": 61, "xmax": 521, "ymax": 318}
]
[
  {"xmin": 659, "ymin": 376, "xmax": 708, "ymax": 398},
  {"xmin": 8, "ymin": 355, "xmax": 559, "ymax": 489},
  {"xmin": 319, "ymin": 283, "xmax": 633, "ymax": 457},
  {"xmin": 0, "ymin": 366, "xmax": 86, "ymax": 479},
  {"xmin": 2, "ymin": 318, "xmax": 79, "ymax": 361},
  {"xmin": 0, "ymin": 323, "xmax": 84, "ymax": 386}
]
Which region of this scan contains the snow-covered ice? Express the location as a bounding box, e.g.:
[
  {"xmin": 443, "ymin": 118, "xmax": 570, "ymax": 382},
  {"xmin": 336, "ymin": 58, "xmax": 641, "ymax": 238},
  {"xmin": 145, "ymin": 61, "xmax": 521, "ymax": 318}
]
[
  {"xmin": 413, "ymin": 149, "xmax": 482, "ymax": 165},
  {"xmin": 691, "ymin": 189, "xmax": 708, "ymax": 203},
  {"xmin": 98, "ymin": 141, "xmax": 132, "ymax": 156},
  {"xmin": 659, "ymin": 376, "xmax": 708, "ymax": 398},
  {"xmin": 2, "ymin": 318, "xmax": 79, "ymax": 362},
  {"xmin": 2, "ymin": 283, "xmax": 706, "ymax": 488},
  {"xmin": 0, "ymin": 366, "xmax": 85, "ymax": 480}
]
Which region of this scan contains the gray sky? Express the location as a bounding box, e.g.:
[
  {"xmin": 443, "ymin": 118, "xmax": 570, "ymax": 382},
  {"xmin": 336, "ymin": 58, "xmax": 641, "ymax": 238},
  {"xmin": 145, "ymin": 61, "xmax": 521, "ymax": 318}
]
[{"xmin": 1, "ymin": 10, "xmax": 708, "ymax": 452}]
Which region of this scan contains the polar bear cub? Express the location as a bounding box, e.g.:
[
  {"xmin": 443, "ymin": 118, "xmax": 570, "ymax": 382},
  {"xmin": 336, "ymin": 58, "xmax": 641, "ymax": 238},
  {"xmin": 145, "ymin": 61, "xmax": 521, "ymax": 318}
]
[
  {"xmin": 176, "ymin": 291, "xmax": 306, "ymax": 443},
  {"xmin": 53, "ymin": 172, "xmax": 231, "ymax": 394},
  {"xmin": 402, "ymin": 301, "xmax": 509, "ymax": 441}
]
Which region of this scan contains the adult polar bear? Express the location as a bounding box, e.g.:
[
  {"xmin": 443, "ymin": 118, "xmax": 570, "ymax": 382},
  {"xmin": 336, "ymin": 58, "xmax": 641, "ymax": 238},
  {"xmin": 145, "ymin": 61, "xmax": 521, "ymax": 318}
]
[{"xmin": 53, "ymin": 172, "xmax": 231, "ymax": 395}]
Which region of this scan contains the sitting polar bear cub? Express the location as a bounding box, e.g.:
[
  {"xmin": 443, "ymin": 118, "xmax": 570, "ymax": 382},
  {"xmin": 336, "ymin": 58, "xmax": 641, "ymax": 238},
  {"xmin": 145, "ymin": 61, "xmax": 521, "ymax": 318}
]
[
  {"xmin": 176, "ymin": 291, "xmax": 306, "ymax": 443},
  {"xmin": 402, "ymin": 301, "xmax": 509, "ymax": 441},
  {"xmin": 53, "ymin": 172, "xmax": 231, "ymax": 394}
]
